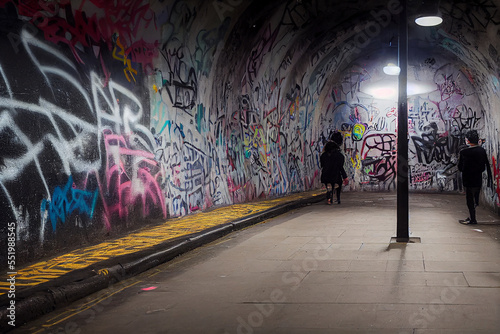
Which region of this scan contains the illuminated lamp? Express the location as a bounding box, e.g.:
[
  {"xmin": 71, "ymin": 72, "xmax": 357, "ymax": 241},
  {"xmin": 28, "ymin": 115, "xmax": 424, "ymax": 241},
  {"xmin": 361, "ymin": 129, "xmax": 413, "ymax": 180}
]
[
  {"xmin": 414, "ymin": 0, "xmax": 443, "ymax": 27},
  {"xmin": 383, "ymin": 63, "xmax": 401, "ymax": 75},
  {"xmin": 415, "ymin": 15, "xmax": 443, "ymax": 26}
]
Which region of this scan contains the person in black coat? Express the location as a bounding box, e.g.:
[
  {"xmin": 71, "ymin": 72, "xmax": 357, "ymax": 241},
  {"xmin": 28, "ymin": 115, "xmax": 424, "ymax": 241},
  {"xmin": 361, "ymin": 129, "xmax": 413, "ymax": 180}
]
[
  {"xmin": 458, "ymin": 130, "xmax": 492, "ymax": 224},
  {"xmin": 320, "ymin": 140, "xmax": 348, "ymax": 204}
]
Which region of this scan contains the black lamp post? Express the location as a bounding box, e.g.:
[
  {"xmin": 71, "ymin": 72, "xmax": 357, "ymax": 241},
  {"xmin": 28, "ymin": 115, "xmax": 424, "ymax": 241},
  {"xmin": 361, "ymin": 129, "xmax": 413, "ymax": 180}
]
[{"xmin": 396, "ymin": 0, "xmax": 409, "ymax": 242}]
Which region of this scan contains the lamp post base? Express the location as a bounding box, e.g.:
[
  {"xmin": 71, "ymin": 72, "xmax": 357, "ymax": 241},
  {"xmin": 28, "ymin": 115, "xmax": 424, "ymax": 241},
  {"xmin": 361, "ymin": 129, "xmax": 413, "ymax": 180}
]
[{"xmin": 390, "ymin": 236, "xmax": 421, "ymax": 243}]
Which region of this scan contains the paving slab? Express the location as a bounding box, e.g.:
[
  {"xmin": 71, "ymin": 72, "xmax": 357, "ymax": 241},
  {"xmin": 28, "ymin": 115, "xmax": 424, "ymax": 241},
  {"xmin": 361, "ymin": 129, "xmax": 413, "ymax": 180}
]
[{"xmin": 7, "ymin": 192, "xmax": 500, "ymax": 333}]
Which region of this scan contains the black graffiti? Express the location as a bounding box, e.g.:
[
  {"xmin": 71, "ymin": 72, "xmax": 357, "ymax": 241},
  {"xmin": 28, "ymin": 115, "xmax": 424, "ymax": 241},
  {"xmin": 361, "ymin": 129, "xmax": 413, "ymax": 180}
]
[
  {"xmin": 358, "ymin": 133, "xmax": 397, "ymax": 189},
  {"xmin": 245, "ymin": 24, "xmax": 279, "ymax": 88},
  {"xmin": 444, "ymin": 0, "xmax": 500, "ymax": 29},
  {"xmin": 452, "ymin": 105, "xmax": 483, "ymax": 132},
  {"xmin": 411, "ymin": 122, "xmax": 460, "ymax": 164},
  {"xmin": 362, "ymin": 156, "xmax": 396, "ymax": 185},
  {"xmin": 436, "ymin": 73, "xmax": 463, "ymax": 100},
  {"xmin": 158, "ymin": 46, "xmax": 198, "ymax": 111}
]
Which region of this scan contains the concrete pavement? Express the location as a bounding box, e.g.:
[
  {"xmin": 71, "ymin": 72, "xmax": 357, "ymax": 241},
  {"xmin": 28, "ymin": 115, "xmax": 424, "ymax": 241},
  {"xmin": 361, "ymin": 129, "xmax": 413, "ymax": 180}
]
[
  {"xmin": 8, "ymin": 191, "xmax": 500, "ymax": 333},
  {"xmin": 0, "ymin": 190, "xmax": 324, "ymax": 332}
]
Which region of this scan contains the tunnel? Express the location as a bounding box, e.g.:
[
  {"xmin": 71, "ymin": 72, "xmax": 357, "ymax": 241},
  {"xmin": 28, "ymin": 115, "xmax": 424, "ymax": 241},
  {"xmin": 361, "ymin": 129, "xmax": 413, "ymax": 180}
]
[{"xmin": 0, "ymin": 0, "xmax": 500, "ymax": 272}]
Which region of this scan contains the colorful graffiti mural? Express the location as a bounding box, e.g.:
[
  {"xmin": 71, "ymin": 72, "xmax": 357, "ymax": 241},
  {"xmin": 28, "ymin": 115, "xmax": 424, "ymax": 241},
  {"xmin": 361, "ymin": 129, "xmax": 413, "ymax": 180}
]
[{"xmin": 0, "ymin": 0, "xmax": 499, "ymax": 269}]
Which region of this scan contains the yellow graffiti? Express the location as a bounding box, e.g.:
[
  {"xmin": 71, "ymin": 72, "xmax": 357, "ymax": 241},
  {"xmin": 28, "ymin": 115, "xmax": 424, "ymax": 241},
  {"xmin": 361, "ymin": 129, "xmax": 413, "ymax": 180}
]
[
  {"xmin": 97, "ymin": 269, "xmax": 109, "ymax": 276},
  {"xmin": 351, "ymin": 154, "xmax": 361, "ymax": 169},
  {"xmin": 244, "ymin": 126, "xmax": 269, "ymax": 165},
  {"xmin": 352, "ymin": 123, "xmax": 366, "ymax": 141},
  {"xmin": 112, "ymin": 36, "xmax": 138, "ymax": 83},
  {"xmin": 0, "ymin": 190, "xmax": 323, "ymax": 294},
  {"xmin": 289, "ymin": 96, "xmax": 299, "ymax": 118}
]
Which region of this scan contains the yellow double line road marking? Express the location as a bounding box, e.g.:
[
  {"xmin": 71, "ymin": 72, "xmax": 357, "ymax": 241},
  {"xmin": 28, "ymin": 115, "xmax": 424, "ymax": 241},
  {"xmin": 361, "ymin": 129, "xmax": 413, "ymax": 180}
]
[{"xmin": 0, "ymin": 190, "xmax": 321, "ymax": 294}]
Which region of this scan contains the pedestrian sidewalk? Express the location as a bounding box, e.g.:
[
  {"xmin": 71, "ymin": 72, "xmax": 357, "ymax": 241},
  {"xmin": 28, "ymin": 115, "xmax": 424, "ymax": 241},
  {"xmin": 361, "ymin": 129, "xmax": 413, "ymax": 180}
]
[
  {"xmin": 10, "ymin": 191, "xmax": 500, "ymax": 334},
  {"xmin": 0, "ymin": 189, "xmax": 324, "ymax": 331}
]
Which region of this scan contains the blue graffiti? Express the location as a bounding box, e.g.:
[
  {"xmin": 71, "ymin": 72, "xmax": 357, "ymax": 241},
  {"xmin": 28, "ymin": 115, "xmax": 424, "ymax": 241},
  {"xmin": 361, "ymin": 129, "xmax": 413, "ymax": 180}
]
[
  {"xmin": 41, "ymin": 176, "xmax": 99, "ymax": 231},
  {"xmin": 157, "ymin": 119, "xmax": 186, "ymax": 139}
]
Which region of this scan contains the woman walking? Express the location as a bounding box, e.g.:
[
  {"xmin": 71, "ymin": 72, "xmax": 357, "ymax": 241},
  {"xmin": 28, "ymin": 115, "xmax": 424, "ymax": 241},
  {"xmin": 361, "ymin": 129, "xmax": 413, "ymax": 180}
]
[{"xmin": 320, "ymin": 140, "xmax": 348, "ymax": 204}]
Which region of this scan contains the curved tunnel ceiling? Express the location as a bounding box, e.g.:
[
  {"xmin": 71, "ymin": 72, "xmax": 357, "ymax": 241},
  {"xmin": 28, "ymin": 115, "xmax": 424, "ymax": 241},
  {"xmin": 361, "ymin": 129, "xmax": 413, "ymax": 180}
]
[
  {"xmin": 1, "ymin": 0, "xmax": 500, "ymax": 267},
  {"xmin": 215, "ymin": 0, "xmax": 500, "ymax": 107},
  {"xmin": 204, "ymin": 0, "xmax": 500, "ymax": 198}
]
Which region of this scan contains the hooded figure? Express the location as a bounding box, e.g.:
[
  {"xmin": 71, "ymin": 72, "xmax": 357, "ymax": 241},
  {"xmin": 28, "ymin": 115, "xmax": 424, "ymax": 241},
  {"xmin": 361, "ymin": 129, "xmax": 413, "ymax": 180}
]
[{"xmin": 320, "ymin": 139, "xmax": 348, "ymax": 204}]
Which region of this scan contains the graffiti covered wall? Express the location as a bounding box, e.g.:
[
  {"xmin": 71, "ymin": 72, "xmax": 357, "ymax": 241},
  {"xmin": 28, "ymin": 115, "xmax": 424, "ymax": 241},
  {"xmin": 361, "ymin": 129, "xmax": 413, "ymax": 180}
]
[
  {"xmin": 319, "ymin": 57, "xmax": 490, "ymax": 193},
  {"xmin": 0, "ymin": 0, "xmax": 167, "ymax": 265},
  {"xmin": 310, "ymin": 0, "xmax": 500, "ymax": 204},
  {"xmin": 1, "ymin": 0, "xmax": 500, "ymax": 268}
]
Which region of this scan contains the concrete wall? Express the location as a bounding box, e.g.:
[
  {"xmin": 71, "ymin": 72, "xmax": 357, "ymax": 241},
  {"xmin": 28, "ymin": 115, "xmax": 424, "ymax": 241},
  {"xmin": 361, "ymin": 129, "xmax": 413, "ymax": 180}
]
[{"xmin": 1, "ymin": 0, "xmax": 499, "ymax": 268}]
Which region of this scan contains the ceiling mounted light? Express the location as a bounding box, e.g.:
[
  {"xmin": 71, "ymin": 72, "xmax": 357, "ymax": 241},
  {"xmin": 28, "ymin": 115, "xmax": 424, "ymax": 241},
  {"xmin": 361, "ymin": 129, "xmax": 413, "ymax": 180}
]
[
  {"xmin": 415, "ymin": 15, "xmax": 443, "ymax": 26},
  {"xmin": 383, "ymin": 63, "xmax": 400, "ymax": 75},
  {"xmin": 414, "ymin": 0, "xmax": 443, "ymax": 26}
]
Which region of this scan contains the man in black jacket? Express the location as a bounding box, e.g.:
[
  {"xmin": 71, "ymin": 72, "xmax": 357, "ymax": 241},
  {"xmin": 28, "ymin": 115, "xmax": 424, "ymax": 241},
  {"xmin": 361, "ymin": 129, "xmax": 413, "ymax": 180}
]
[{"xmin": 458, "ymin": 130, "xmax": 492, "ymax": 224}]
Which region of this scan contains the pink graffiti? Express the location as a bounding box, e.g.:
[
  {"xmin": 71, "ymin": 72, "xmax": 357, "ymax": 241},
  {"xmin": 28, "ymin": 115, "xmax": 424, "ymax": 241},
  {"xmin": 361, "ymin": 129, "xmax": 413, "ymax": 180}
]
[
  {"xmin": 305, "ymin": 170, "xmax": 320, "ymax": 188},
  {"xmin": 226, "ymin": 175, "xmax": 252, "ymax": 204},
  {"xmin": 386, "ymin": 107, "xmax": 397, "ymax": 118},
  {"xmin": 408, "ymin": 119, "xmax": 415, "ymax": 132},
  {"xmin": 360, "ymin": 133, "xmax": 396, "ymax": 159},
  {"xmin": 14, "ymin": 0, "xmax": 159, "ymax": 76},
  {"xmin": 412, "ymin": 172, "xmax": 431, "ymax": 184},
  {"xmin": 492, "ymin": 157, "xmax": 500, "ymax": 206},
  {"xmin": 436, "ymin": 73, "xmax": 463, "ymax": 101},
  {"xmin": 359, "ymin": 134, "xmax": 397, "ymax": 184},
  {"xmin": 100, "ymin": 132, "xmax": 167, "ymax": 223}
]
